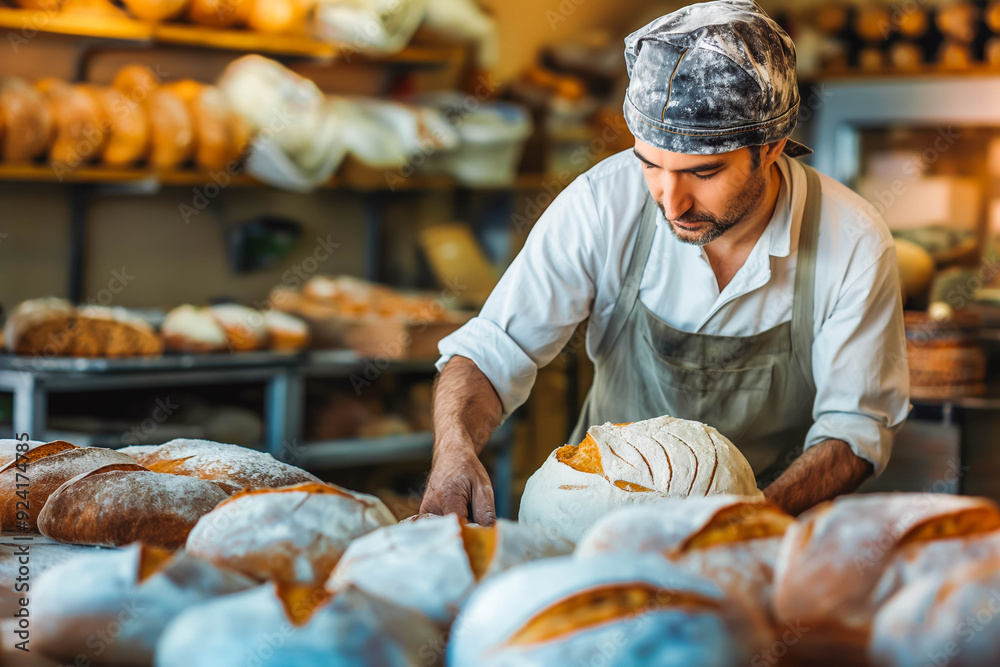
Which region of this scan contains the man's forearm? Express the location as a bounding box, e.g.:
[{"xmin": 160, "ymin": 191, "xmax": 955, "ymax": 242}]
[
  {"xmin": 763, "ymin": 439, "xmax": 873, "ymax": 516},
  {"xmin": 432, "ymin": 356, "xmax": 504, "ymax": 459}
]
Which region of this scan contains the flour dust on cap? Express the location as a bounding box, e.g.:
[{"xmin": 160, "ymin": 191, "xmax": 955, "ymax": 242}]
[{"xmin": 623, "ymin": 0, "xmax": 812, "ymax": 158}]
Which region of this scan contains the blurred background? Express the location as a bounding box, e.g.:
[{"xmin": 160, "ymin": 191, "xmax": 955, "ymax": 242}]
[{"xmin": 0, "ymin": 0, "xmax": 999, "ymax": 518}]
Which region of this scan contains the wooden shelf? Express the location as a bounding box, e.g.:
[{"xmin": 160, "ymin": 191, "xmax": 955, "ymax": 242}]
[
  {"xmin": 0, "ymin": 163, "xmax": 565, "ymax": 191},
  {"xmin": 803, "ymin": 64, "xmax": 1000, "ymax": 84},
  {"xmin": 0, "ymin": 6, "xmax": 461, "ymax": 63}
]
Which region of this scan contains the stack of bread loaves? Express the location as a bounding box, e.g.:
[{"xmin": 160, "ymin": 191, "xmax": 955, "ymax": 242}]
[{"xmin": 161, "ymin": 303, "xmax": 309, "ymax": 352}]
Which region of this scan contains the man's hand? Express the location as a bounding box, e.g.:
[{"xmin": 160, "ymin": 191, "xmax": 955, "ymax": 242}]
[
  {"xmin": 420, "ymin": 356, "xmax": 503, "ymax": 526},
  {"xmin": 763, "ymin": 439, "xmax": 873, "ymax": 516},
  {"xmin": 420, "ymin": 446, "xmax": 496, "ymax": 525}
]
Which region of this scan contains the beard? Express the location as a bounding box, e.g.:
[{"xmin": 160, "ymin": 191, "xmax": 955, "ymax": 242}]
[{"xmin": 658, "ymin": 162, "xmax": 768, "ymax": 246}]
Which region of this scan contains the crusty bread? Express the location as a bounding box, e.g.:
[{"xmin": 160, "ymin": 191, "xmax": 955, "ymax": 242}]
[
  {"xmin": 162, "ymin": 81, "xmax": 241, "ymax": 171},
  {"xmin": 119, "ymin": 438, "xmax": 320, "ymax": 494},
  {"xmin": 86, "ymin": 86, "xmax": 150, "ymax": 166},
  {"xmin": 263, "ymin": 309, "xmax": 309, "ymax": 350},
  {"xmin": 207, "ymin": 304, "xmax": 266, "ymax": 352},
  {"xmin": 161, "ymin": 305, "xmax": 229, "ymax": 353},
  {"xmin": 186, "ymin": 0, "xmax": 252, "ymax": 27},
  {"xmin": 34, "ymin": 543, "xmax": 254, "ymax": 666},
  {"xmin": 38, "ymin": 463, "xmax": 227, "ymax": 549},
  {"xmin": 520, "ymin": 416, "xmax": 762, "ymax": 542},
  {"xmin": 0, "ymin": 442, "xmax": 136, "ymax": 532},
  {"xmin": 773, "ymin": 493, "xmax": 1000, "ymax": 638},
  {"xmin": 186, "ymin": 482, "xmax": 395, "ymax": 622},
  {"xmin": 36, "ymin": 79, "xmax": 106, "ymax": 167},
  {"xmin": 0, "ymin": 78, "xmax": 53, "ymax": 162},
  {"xmin": 327, "ymin": 515, "xmax": 573, "ymax": 626},
  {"xmin": 0, "ymin": 439, "xmax": 60, "ymax": 468},
  {"xmin": 119, "ymin": 0, "xmax": 189, "ymax": 20}
]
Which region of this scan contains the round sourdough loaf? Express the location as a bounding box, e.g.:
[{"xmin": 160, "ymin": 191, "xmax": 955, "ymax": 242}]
[
  {"xmin": 118, "ymin": 438, "xmax": 320, "ymax": 494},
  {"xmin": 519, "ymin": 416, "xmax": 761, "ymax": 542},
  {"xmin": 185, "ymin": 482, "xmax": 395, "ymax": 622},
  {"xmin": 326, "ymin": 514, "xmax": 573, "ymax": 626},
  {"xmin": 38, "ymin": 463, "xmax": 227, "ymax": 549},
  {"xmin": 773, "ymin": 493, "xmax": 1000, "ymax": 638},
  {"xmin": 157, "ymin": 582, "xmax": 442, "ymax": 667},
  {"xmin": 0, "ymin": 442, "xmax": 137, "ymax": 532},
  {"xmin": 576, "ymin": 495, "xmax": 793, "ymax": 619},
  {"xmin": 448, "ymin": 554, "xmax": 767, "ymax": 667},
  {"xmin": 34, "ymin": 543, "xmax": 254, "ymax": 665}
]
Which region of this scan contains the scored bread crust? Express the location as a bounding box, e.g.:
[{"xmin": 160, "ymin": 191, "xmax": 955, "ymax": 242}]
[
  {"xmin": 0, "ymin": 442, "xmax": 136, "ymax": 531},
  {"xmin": 38, "ymin": 463, "xmax": 228, "ymax": 549},
  {"xmin": 773, "ymin": 493, "xmax": 1000, "ymax": 636},
  {"xmin": 118, "ymin": 438, "xmax": 321, "ymax": 494},
  {"xmin": 185, "ymin": 482, "xmax": 396, "ymax": 594},
  {"xmin": 520, "ymin": 416, "xmax": 761, "ymax": 542}
]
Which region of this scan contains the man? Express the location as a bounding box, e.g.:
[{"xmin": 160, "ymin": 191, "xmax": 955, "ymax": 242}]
[{"xmin": 421, "ymin": 0, "xmax": 910, "ymax": 522}]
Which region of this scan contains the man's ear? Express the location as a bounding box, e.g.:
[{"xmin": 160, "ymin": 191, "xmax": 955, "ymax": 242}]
[{"xmin": 765, "ymin": 138, "xmax": 788, "ymax": 160}]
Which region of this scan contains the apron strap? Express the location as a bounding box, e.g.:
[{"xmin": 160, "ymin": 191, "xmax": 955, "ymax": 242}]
[
  {"xmin": 595, "ymin": 197, "xmax": 660, "ymax": 357},
  {"xmin": 790, "ymin": 164, "xmax": 823, "ymax": 396}
]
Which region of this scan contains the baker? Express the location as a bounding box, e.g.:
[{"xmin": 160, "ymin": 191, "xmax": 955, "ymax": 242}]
[{"xmin": 421, "ymin": 0, "xmax": 910, "ymax": 522}]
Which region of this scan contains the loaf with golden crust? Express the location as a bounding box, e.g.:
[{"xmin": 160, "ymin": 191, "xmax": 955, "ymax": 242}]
[
  {"xmin": 117, "ymin": 438, "xmax": 320, "ymax": 494},
  {"xmin": 0, "ymin": 78, "xmax": 53, "ymax": 162},
  {"xmin": 38, "ymin": 463, "xmax": 227, "ymax": 549},
  {"xmin": 0, "ymin": 441, "xmax": 136, "ymax": 532}
]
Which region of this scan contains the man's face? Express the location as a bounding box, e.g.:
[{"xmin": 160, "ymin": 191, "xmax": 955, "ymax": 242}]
[{"xmin": 633, "ymin": 139, "xmax": 769, "ymax": 246}]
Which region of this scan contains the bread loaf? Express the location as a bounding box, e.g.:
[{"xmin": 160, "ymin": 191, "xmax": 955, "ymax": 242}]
[
  {"xmin": 0, "ymin": 439, "xmax": 58, "ymax": 468},
  {"xmin": 161, "ymin": 305, "xmax": 229, "ymax": 352},
  {"xmin": 576, "ymin": 495, "xmax": 793, "ymax": 617},
  {"xmin": 186, "ymin": 482, "xmax": 395, "ymax": 623},
  {"xmin": 38, "ymin": 463, "xmax": 227, "ymax": 549},
  {"xmin": 0, "ymin": 78, "xmax": 53, "ymax": 162},
  {"xmin": 34, "ymin": 543, "xmax": 254, "ymax": 666},
  {"xmin": 119, "ymin": 0, "xmax": 190, "ymax": 20},
  {"xmin": 186, "ymin": 0, "xmax": 252, "ymax": 27},
  {"xmin": 162, "ymin": 81, "xmax": 240, "ymax": 171},
  {"xmin": 519, "ymin": 416, "xmax": 762, "ymax": 542},
  {"xmin": 36, "ymin": 79, "xmax": 106, "ymax": 167},
  {"xmin": 157, "ymin": 583, "xmax": 443, "ymax": 667},
  {"xmin": 869, "ymin": 560, "xmax": 1000, "ymax": 667},
  {"xmin": 118, "ymin": 438, "xmax": 320, "ymax": 494},
  {"xmin": 327, "ymin": 514, "xmax": 573, "ymax": 626},
  {"xmin": 208, "ymin": 303, "xmax": 266, "ymax": 351},
  {"xmin": 773, "ymin": 493, "xmax": 1000, "ymax": 638},
  {"xmin": 448, "ymin": 554, "xmax": 767, "ymax": 667},
  {"xmin": 263, "ymin": 309, "xmax": 309, "ymax": 350},
  {"xmin": 86, "ymin": 86, "xmax": 150, "ymax": 166},
  {"xmin": 0, "ymin": 441, "xmax": 136, "ymax": 532},
  {"xmin": 245, "ymin": 0, "xmax": 312, "ymax": 33}
]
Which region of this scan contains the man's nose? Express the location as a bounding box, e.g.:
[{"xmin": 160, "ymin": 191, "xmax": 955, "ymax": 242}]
[{"xmin": 658, "ymin": 173, "xmax": 693, "ymax": 220}]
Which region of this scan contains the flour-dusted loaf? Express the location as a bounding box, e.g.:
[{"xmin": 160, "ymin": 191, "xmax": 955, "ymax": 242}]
[
  {"xmin": 208, "ymin": 303, "xmax": 266, "ymax": 351},
  {"xmin": 186, "ymin": 482, "xmax": 395, "ymax": 623},
  {"xmin": 869, "ymin": 559, "xmax": 1000, "ymax": 667},
  {"xmin": 576, "ymin": 495, "xmax": 793, "ymax": 617},
  {"xmin": 38, "ymin": 464, "xmax": 227, "ymax": 549},
  {"xmin": 161, "ymin": 305, "xmax": 229, "ymax": 353},
  {"xmin": 520, "ymin": 416, "xmax": 762, "ymax": 542},
  {"xmin": 327, "ymin": 514, "xmax": 573, "ymax": 626},
  {"xmin": 3, "ymin": 298, "xmax": 75, "ymax": 355},
  {"xmin": 263, "ymin": 309, "xmax": 309, "ymax": 350},
  {"xmin": 34, "ymin": 543, "xmax": 254, "ymax": 665},
  {"xmin": 118, "ymin": 438, "xmax": 320, "ymax": 494},
  {"xmin": 449, "ymin": 554, "xmax": 768, "ymax": 667},
  {"xmin": 157, "ymin": 582, "xmax": 443, "ymax": 667},
  {"xmin": 0, "ymin": 439, "xmax": 57, "ymax": 468},
  {"xmin": 0, "ymin": 441, "xmax": 136, "ymax": 532},
  {"xmin": 773, "ymin": 493, "xmax": 1000, "ymax": 638}
]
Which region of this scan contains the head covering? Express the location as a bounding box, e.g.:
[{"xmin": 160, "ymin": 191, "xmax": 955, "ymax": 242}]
[{"xmin": 623, "ymin": 0, "xmax": 812, "ymax": 158}]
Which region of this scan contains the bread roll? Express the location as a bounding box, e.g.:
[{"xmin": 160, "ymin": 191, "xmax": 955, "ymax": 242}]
[
  {"xmin": 519, "ymin": 416, "xmax": 762, "ymax": 542},
  {"xmin": 161, "ymin": 305, "xmax": 228, "ymax": 353},
  {"xmin": 870, "ymin": 560, "xmax": 1000, "ymax": 667},
  {"xmin": 186, "ymin": 0, "xmax": 252, "ymax": 28},
  {"xmin": 246, "ymin": 0, "xmax": 312, "ymax": 34},
  {"xmin": 37, "ymin": 79, "xmax": 107, "ymax": 167},
  {"xmin": 86, "ymin": 86, "xmax": 150, "ymax": 166},
  {"xmin": 118, "ymin": 438, "xmax": 320, "ymax": 494},
  {"xmin": 38, "ymin": 463, "xmax": 227, "ymax": 549},
  {"xmin": 162, "ymin": 81, "xmax": 239, "ymax": 171},
  {"xmin": 34, "ymin": 543, "xmax": 254, "ymax": 666},
  {"xmin": 112, "ymin": 64, "xmax": 161, "ymax": 101},
  {"xmin": 208, "ymin": 303, "xmax": 266, "ymax": 351},
  {"xmin": 263, "ymin": 309, "xmax": 309, "ymax": 350},
  {"xmin": 576, "ymin": 495, "xmax": 793, "ymax": 617},
  {"xmin": 119, "ymin": 0, "xmax": 190, "ymax": 20},
  {"xmin": 186, "ymin": 482, "xmax": 395, "ymax": 623},
  {"xmin": 146, "ymin": 88, "xmax": 195, "ymax": 169},
  {"xmin": 157, "ymin": 583, "xmax": 443, "ymax": 667},
  {"xmin": 0, "ymin": 442, "xmax": 136, "ymax": 532},
  {"xmin": 448, "ymin": 555, "xmax": 766, "ymax": 667},
  {"xmin": 0, "ymin": 78, "xmax": 53, "ymax": 162},
  {"xmin": 773, "ymin": 493, "xmax": 1000, "ymax": 639},
  {"xmin": 327, "ymin": 514, "xmax": 573, "ymax": 626}
]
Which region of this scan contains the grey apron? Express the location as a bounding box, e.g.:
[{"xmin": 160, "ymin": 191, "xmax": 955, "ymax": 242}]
[{"xmin": 569, "ymin": 165, "xmax": 823, "ymax": 483}]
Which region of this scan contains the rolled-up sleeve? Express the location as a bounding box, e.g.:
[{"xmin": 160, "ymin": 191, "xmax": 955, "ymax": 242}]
[
  {"xmin": 436, "ymin": 176, "xmax": 605, "ymax": 421},
  {"xmin": 805, "ymin": 242, "xmax": 911, "ymax": 476}
]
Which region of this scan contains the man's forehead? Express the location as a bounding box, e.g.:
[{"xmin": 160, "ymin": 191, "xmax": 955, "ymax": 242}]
[{"xmin": 633, "ymin": 140, "xmax": 744, "ymax": 168}]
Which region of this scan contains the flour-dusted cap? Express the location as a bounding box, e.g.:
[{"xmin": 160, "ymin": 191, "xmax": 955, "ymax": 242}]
[{"xmin": 624, "ymin": 0, "xmax": 812, "ymax": 157}]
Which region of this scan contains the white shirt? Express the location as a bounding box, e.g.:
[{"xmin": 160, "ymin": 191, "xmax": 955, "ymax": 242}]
[{"xmin": 437, "ymin": 150, "xmax": 911, "ymax": 475}]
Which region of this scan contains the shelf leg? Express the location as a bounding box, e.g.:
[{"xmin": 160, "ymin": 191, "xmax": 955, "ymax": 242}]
[
  {"xmin": 12, "ymin": 374, "xmax": 46, "ymax": 441},
  {"xmin": 69, "ymin": 185, "xmax": 92, "ymax": 304},
  {"xmin": 264, "ymin": 366, "xmax": 302, "ymax": 461}
]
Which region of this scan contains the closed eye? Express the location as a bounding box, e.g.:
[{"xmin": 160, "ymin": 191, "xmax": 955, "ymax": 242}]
[{"xmin": 692, "ymin": 170, "xmax": 720, "ymax": 181}]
